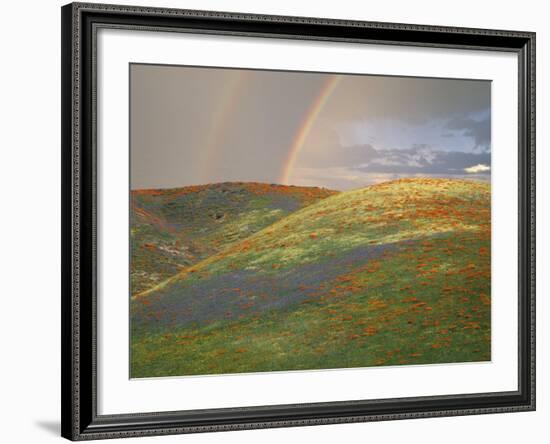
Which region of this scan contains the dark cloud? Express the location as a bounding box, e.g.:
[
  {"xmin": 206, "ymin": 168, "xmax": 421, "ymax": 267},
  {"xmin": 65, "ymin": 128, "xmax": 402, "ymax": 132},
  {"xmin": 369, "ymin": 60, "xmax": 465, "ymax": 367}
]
[
  {"xmin": 445, "ymin": 113, "xmax": 491, "ymax": 151},
  {"xmin": 331, "ymin": 75, "xmax": 491, "ymax": 125},
  {"xmin": 352, "ymin": 145, "xmax": 491, "ymax": 176}
]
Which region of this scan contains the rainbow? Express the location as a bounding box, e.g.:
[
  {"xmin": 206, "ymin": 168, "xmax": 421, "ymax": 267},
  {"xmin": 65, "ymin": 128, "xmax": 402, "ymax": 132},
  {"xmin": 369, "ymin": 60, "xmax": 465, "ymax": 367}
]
[
  {"xmin": 280, "ymin": 75, "xmax": 342, "ymax": 185},
  {"xmin": 198, "ymin": 71, "xmax": 248, "ymax": 180}
]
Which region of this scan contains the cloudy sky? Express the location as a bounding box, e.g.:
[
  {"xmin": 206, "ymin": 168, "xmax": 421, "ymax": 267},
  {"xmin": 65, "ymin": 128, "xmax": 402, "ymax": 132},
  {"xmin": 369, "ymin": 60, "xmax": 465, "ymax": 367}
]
[{"xmin": 130, "ymin": 63, "xmax": 491, "ymax": 191}]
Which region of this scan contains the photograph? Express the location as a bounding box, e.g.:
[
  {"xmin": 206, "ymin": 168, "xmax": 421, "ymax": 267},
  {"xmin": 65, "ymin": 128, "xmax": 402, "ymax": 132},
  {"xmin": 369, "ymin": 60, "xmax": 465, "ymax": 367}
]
[{"xmin": 129, "ymin": 64, "xmax": 492, "ymax": 378}]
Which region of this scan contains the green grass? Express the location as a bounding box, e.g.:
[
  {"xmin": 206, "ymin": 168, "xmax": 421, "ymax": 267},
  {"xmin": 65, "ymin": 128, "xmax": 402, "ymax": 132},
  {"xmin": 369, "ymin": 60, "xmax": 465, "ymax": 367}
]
[
  {"xmin": 130, "ymin": 178, "xmax": 491, "ymax": 378},
  {"xmin": 131, "ymin": 182, "xmax": 337, "ymax": 296}
]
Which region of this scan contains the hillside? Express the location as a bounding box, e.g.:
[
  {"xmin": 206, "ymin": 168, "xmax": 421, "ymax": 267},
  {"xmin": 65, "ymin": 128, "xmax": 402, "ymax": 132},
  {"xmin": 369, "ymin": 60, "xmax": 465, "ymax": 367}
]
[
  {"xmin": 131, "ymin": 182, "xmax": 337, "ymax": 295},
  {"xmin": 131, "ymin": 178, "xmax": 491, "ymax": 377}
]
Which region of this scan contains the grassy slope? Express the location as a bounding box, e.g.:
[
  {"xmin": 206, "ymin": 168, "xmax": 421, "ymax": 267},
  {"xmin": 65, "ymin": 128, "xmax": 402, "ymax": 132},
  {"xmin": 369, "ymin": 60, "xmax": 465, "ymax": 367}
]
[
  {"xmin": 131, "ymin": 182, "xmax": 337, "ymax": 296},
  {"xmin": 131, "ymin": 178, "xmax": 491, "ymax": 377}
]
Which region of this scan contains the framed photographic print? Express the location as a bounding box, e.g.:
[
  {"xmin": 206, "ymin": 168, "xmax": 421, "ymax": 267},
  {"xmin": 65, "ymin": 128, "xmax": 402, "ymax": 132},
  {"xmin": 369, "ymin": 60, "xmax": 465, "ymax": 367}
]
[{"xmin": 61, "ymin": 2, "xmax": 536, "ymax": 440}]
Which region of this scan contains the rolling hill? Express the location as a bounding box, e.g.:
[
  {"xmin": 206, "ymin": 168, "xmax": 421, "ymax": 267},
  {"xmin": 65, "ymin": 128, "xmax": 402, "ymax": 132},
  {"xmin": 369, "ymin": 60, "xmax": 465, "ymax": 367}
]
[
  {"xmin": 131, "ymin": 178, "xmax": 491, "ymax": 378},
  {"xmin": 131, "ymin": 182, "xmax": 337, "ymax": 296}
]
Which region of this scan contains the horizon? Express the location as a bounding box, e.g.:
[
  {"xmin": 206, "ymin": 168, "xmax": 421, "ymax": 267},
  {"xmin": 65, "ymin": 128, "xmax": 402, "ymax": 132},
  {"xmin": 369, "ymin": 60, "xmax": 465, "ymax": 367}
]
[{"xmin": 130, "ymin": 175, "xmax": 491, "ymax": 193}]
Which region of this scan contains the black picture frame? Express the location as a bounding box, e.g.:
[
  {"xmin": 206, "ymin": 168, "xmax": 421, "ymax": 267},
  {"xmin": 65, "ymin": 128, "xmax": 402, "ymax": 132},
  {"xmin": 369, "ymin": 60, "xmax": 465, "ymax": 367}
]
[{"xmin": 61, "ymin": 2, "xmax": 536, "ymax": 440}]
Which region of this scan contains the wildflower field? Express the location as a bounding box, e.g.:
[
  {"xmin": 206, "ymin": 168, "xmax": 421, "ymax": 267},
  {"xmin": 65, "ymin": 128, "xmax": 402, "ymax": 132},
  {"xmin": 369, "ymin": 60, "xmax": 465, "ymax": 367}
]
[{"xmin": 130, "ymin": 178, "xmax": 491, "ymax": 378}]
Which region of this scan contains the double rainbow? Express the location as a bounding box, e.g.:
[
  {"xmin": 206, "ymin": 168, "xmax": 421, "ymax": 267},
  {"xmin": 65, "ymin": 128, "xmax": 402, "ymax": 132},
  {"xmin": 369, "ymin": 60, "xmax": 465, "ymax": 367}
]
[{"xmin": 199, "ymin": 72, "xmax": 341, "ymax": 186}]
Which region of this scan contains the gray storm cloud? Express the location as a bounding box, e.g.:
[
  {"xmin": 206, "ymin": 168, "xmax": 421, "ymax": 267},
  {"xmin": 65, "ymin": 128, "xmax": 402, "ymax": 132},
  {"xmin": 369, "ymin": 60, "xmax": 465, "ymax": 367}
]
[{"xmin": 445, "ymin": 114, "xmax": 491, "ymax": 151}]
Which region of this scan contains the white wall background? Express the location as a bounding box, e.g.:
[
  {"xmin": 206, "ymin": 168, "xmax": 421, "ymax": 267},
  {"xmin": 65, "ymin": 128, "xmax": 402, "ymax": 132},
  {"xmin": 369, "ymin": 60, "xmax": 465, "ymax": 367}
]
[{"xmin": 0, "ymin": 0, "xmax": 545, "ymax": 443}]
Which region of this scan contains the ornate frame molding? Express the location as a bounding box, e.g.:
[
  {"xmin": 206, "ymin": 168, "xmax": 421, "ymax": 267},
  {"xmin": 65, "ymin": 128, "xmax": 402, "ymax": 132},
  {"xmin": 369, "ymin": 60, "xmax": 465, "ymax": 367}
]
[{"xmin": 61, "ymin": 2, "xmax": 535, "ymax": 440}]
